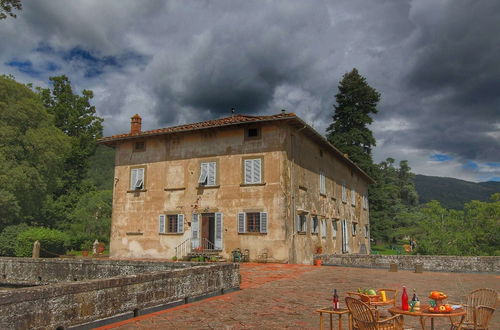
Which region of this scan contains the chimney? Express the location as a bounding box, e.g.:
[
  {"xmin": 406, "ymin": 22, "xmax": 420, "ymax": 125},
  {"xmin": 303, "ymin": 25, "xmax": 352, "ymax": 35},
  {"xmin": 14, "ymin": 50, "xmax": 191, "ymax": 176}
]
[{"xmin": 130, "ymin": 114, "xmax": 142, "ymax": 134}]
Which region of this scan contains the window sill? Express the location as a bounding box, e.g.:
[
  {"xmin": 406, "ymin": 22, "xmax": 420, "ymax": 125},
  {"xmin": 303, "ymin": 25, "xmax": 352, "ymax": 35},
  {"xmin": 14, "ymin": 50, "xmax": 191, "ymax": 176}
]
[
  {"xmin": 126, "ymin": 232, "xmax": 143, "ymax": 236},
  {"xmin": 198, "ymin": 185, "xmax": 220, "ymax": 189},
  {"xmin": 299, "ymin": 185, "xmax": 308, "ymax": 191},
  {"xmin": 342, "ymin": 200, "xmax": 347, "ymax": 204},
  {"xmin": 164, "ymin": 187, "xmax": 186, "ymax": 191},
  {"xmin": 320, "ymin": 193, "xmax": 327, "ymax": 197},
  {"xmin": 240, "ymin": 182, "xmax": 266, "ymax": 187},
  {"xmin": 351, "ymin": 204, "xmax": 356, "ymax": 207},
  {"xmin": 159, "ymin": 233, "xmax": 183, "ymax": 235},
  {"xmin": 127, "ymin": 189, "xmax": 147, "ymax": 193},
  {"xmin": 238, "ymin": 232, "xmax": 267, "ymax": 235},
  {"xmin": 331, "ymin": 197, "xmax": 337, "ymax": 201},
  {"xmin": 297, "ymin": 231, "xmax": 307, "ymax": 235},
  {"xmin": 312, "ymin": 233, "xmax": 319, "ymax": 236}
]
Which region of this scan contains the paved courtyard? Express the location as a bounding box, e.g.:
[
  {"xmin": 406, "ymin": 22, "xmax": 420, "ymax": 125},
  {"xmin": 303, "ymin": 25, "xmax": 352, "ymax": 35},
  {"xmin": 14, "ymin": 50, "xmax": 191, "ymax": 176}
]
[{"xmin": 97, "ymin": 263, "xmax": 500, "ymax": 329}]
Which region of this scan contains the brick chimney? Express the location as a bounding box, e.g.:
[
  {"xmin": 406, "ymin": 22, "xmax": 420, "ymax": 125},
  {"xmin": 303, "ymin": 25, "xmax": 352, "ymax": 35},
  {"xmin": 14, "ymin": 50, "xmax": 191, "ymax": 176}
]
[{"xmin": 130, "ymin": 114, "xmax": 142, "ymax": 134}]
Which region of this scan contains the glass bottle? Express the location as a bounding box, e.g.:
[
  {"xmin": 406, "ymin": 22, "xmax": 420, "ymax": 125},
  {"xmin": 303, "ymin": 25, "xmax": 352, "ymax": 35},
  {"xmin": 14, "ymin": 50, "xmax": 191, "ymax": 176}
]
[
  {"xmin": 412, "ymin": 289, "xmax": 420, "ymax": 311},
  {"xmin": 333, "ymin": 289, "xmax": 339, "ymax": 310},
  {"xmin": 401, "ymin": 286, "xmax": 409, "ymax": 311}
]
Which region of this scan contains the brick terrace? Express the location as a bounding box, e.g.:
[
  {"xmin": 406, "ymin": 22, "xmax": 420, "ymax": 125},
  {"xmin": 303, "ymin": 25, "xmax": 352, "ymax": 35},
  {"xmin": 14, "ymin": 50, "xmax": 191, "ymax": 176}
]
[{"xmin": 97, "ymin": 263, "xmax": 500, "ymax": 330}]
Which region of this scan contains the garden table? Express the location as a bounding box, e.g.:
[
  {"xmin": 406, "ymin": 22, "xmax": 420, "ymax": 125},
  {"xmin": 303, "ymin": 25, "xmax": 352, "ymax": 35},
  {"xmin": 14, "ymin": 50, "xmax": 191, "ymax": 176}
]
[
  {"xmin": 316, "ymin": 307, "xmax": 352, "ymax": 330},
  {"xmin": 389, "ymin": 305, "xmax": 465, "ymax": 330}
]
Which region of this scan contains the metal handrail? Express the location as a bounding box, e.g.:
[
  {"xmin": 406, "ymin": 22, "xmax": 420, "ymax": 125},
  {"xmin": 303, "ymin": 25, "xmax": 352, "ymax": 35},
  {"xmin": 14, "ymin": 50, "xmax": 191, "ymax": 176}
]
[{"xmin": 174, "ymin": 238, "xmax": 191, "ymax": 259}]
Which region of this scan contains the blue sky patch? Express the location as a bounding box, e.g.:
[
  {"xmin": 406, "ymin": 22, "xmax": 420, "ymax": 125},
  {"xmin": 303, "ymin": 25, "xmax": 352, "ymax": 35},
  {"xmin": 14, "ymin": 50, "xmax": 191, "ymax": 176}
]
[
  {"xmin": 6, "ymin": 60, "xmax": 40, "ymax": 77},
  {"xmin": 486, "ymin": 162, "xmax": 500, "ymax": 167},
  {"xmin": 463, "ymin": 160, "xmax": 479, "ymax": 170},
  {"xmin": 430, "ymin": 153, "xmax": 453, "ymax": 162},
  {"xmin": 488, "ymin": 176, "xmax": 500, "ymax": 182}
]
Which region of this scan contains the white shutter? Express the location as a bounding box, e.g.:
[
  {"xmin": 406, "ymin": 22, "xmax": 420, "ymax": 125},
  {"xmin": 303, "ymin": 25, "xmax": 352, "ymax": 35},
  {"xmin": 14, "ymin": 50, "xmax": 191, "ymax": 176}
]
[
  {"xmin": 253, "ymin": 159, "xmax": 262, "ymax": 183},
  {"xmin": 130, "ymin": 169, "xmax": 138, "ymax": 190},
  {"xmin": 332, "ymin": 220, "xmax": 337, "ymax": 238},
  {"xmin": 320, "ymin": 219, "xmax": 326, "ymax": 238},
  {"xmin": 320, "ymin": 172, "xmax": 325, "ymax": 194},
  {"xmin": 198, "ymin": 163, "xmax": 208, "ymax": 184},
  {"xmin": 244, "ymin": 160, "xmax": 253, "ymax": 184},
  {"xmin": 342, "ymin": 181, "xmax": 347, "ymax": 202},
  {"xmin": 177, "ymin": 214, "xmax": 184, "ymax": 233},
  {"xmin": 191, "ymin": 214, "xmax": 199, "ymax": 248},
  {"xmin": 351, "ymin": 188, "xmax": 356, "ymax": 205},
  {"xmin": 159, "ymin": 215, "xmax": 165, "ymax": 233},
  {"xmin": 238, "ymin": 212, "xmax": 246, "ymax": 233},
  {"xmin": 214, "ymin": 212, "xmax": 223, "ymax": 249},
  {"xmin": 260, "ymin": 212, "xmax": 267, "ymax": 233},
  {"xmin": 207, "ymin": 162, "xmax": 216, "ymax": 186},
  {"xmin": 342, "ymin": 220, "xmax": 350, "ymax": 253}
]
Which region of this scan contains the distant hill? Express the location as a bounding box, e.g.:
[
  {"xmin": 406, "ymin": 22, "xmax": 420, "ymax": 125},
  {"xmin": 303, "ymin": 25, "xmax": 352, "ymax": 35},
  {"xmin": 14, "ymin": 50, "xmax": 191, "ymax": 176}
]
[{"xmin": 415, "ymin": 174, "xmax": 500, "ymax": 209}]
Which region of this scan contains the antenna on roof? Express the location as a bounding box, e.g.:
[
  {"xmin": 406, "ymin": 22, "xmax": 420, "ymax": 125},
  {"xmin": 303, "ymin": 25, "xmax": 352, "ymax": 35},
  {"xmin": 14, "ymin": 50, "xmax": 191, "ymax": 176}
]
[
  {"xmin": 231, "ymin": 108, "xmax": 235, "ymax": 116},
  {"xmin": 281, "ymin": 109, "xmax": 286, "ymax": 114}
]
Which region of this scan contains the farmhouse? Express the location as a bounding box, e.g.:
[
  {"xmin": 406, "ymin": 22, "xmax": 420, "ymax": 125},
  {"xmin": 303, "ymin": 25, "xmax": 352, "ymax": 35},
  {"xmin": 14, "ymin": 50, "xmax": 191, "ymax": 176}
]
[{"xmin": 98, "ymin": 112, "xmax": 373, "ymax": 264}]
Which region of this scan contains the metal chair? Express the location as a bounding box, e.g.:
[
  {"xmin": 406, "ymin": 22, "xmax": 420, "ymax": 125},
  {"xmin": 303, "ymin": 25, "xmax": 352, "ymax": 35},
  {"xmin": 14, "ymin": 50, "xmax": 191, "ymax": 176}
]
[
  {"xmin": 345, "ymin": 297, "xmax": 404, "ymax": 330},
  {"xmin": 450, "ymin": 288, "xmax": 499, "ymax": 330}
]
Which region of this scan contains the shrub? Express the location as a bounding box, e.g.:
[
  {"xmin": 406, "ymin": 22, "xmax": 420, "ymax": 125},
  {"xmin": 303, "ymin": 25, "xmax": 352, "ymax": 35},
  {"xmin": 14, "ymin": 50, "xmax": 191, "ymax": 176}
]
[
  {"xmin": 15, "ymin": 227, "xmax": 69, "ymax": 257},
  {"xmin": 0, "ymin": 223, "xmax": 30, "ymax": 256},
  {"xmin": 65, "ymin": 233, "xmax": 94, "ymax": 251}
]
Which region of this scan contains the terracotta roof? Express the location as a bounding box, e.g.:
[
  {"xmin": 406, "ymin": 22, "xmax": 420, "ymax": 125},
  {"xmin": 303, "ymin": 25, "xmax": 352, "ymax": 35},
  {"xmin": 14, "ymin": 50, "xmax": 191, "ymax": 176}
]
[
  {"xmin": 98, "ymin": 112, "xmax": 374, "ymax": 183},
  {"xmin": 98, "ymin": 113, "xmax": 296, "ymax": 143}
]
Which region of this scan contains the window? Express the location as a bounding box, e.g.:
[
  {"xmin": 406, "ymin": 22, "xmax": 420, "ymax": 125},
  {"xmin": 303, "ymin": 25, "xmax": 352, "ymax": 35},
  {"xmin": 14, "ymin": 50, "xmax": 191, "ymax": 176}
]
[
  {"xmin": 243, "ymin": 158, "xmax": 262, "ymax": 184},
  {"xmin": 198, "ymin": 161, "xmax": 216, "ymax": 186},
  {"xmin": 319, "ymin": 171, "xmax": 326, "ymax": 195},
  {"xmin": 351, "ymin": 188, "xmax": 356, "ymax": 205},
  {"xmin": 363, "ymin": 194, "xmax": 368, "ymax": 210},
  {"xmin": 130, "ymin": 167, "xmax": 145, "ymax": 190},
  {"xmin": 238, "ymin": 212, "xmax": 267, "ymax": 233},
  {"xmin": 352, "ymin": 222, "xmax": 357, "ymax": 236},
  {"xmin": 341, "ymin": 181, "xmax": 347, "ymax": 202},
  {"xmin": 320, "ymin": 219, "xmax": 326, "ymax": 238},
  {"xmin": 133, "ymin": 141, "xmax": 145, "ymax": 152},
  {"xmin": 245, "ymin": 127, "xmax": 261, "ymax": 139},
  {"xmin": 332, "ymin": 220, "xmax": 337, "ymax": 238},
  {"xmin": 159, "ymin": 214, "xmax": 184, "ymax": 234},
  {"xmin": 364, "ymin": 225, "xmax": 369, "ymax": 238},
  {"xmin": 296, "ymin": 214, "xmax": 307, "ymax": 233},
  {"xmin": 312, "ymin": 216, "xmax": 319, "ymax": 234}
]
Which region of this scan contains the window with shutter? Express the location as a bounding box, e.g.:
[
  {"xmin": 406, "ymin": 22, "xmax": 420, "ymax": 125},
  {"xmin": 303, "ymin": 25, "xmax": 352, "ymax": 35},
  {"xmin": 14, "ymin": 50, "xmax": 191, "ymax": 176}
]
[
  {"xmin": 320, "ymin": 219, "xmax": 326, "ymax": 238},
  {"xmin": 130, "ymin": 167, "xmax": 146, "ymax": 190},
  {"xmin": 260, "ymin": 212, "xmax": 267, "ymax": 233},
  {"xmin": 238, "ymin": 213, "xmax": 246, "ymax": 233},
  {"xmin": 177, "ymin": 214, "xmax": 184, "ymax": 233},
  {"xmin": 352, "ymin": 222, "xmax": 357, "ymax": 236},
  {"xmin": 351, "ymin": 188, "xmax": 356, "ymax": 205},
  {"xmin": 214, "ymin": 212, "xmax": 223, "ymax": 250},
  {"xmin": 297, "ymin": 214, "xmax": 307, "ymax": 233},
  {"xmin": 191, "ymin": 214, "xmax": 199, "ymax": 248},
  {"xmin": 159, "ymin": 215, "xmax": 165, "ymax": 233},
  {"xmin": 342, "ymin": 181, "xmax": 347, "ymax": 202},
  {"xmin": 198, "ymin": 163, "xmax": 208, "ymax": 185},
  {"xmin": 243, "ymin": 158, "xmax": 262, "ymax": 184},
  {"xmin": 319, "ymin": 171, "xmax": 326, "ymax": 195},
  {"xmin": 332, "ymin": 220, "xmax": 337, "ymax": 238},
  {"xmin": 312, "ymin": 216, "xmax": 319, "ymax": 234},
  {"xmin": 207, "ymin": 162, "xmax": 216, "ymax": 186}
]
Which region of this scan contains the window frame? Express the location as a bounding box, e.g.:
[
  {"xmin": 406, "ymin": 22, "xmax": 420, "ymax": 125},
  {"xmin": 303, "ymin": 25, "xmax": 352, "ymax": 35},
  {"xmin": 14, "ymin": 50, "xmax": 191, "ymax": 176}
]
[
  {"xmin": 297, "ymin": 213, "xmax": 307, "ymax": 233},
  {"xmin": 238, "ymin": 211, "xmax": 268, "ymax": 234},
  {"xmin": 198, "ymin": 159, "xmax": 218, "ymax": 187},
  {"xmin": 129, "ymin": 166, "xmax": 146, "ymax": 191},
  {"xmin": 133, "ymin": 140, "xmax": 146, "ymax": 152},
  {"xmin": 159, "ymin": 214, "xmax": 184, "ymax": 234},
  {"xmin": 351, "ymin": 187, "xmax": 356, "ymax": 206},
  {"xmin": 352, "ymin": 222, "xmax": 358, "ymax": 236},
  {"xmin": 242, "ymin": 156, "xmax": 264, "ymax": 185},
  {"xmin": 244, "ymin": 127, "xmax": 261, "ymax": 140},
  {"xmin": 312, "ymin": 216, "xmax": 319, "ymax": 234},
  {"xmin": 332, "ymin": 220, "xmax": 338, "ymax": 238}
]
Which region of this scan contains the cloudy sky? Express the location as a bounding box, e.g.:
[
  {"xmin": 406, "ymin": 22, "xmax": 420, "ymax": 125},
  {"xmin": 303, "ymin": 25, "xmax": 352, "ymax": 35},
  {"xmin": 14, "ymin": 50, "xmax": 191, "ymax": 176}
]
[{"xmin": 1, "ymin": 0, "xmax": 499, "ymax": 182}]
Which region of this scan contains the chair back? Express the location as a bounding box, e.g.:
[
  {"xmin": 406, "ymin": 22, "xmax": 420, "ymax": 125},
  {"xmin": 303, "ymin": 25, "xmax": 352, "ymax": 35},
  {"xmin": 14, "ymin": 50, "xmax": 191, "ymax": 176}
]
[
  {"xmin": 465, "ymin": 288, "xmax": 499, "ymax": 328},
  {"xmin": 345, "ymin": 297, "xmax": 377, "ymax": 330}
]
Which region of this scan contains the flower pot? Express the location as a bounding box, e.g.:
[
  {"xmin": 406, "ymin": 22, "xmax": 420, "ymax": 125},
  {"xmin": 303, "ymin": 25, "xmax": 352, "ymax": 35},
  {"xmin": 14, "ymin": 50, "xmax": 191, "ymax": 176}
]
[
  {"xmin": 314, "ymin": 259, "xmax": 322, "ymax": 266},
  {"xmin": 82, "ymin": 250, "xmax": 89, "ymax": 257}
]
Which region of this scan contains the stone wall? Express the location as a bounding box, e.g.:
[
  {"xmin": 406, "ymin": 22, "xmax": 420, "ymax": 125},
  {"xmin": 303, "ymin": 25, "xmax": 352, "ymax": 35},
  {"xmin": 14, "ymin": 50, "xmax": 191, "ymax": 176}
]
[
  {"xmin": 0, "ymin": 258, "xmax": 240, "ymax": 329},
  {"xmin": 317, "ymin": 254, "xmax": 500, "ymax": 273}
]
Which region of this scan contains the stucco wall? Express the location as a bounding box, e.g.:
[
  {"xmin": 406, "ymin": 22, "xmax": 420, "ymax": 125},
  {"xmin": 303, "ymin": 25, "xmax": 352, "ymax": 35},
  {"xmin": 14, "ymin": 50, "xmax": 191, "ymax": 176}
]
[
  {"xmin": 317, "ymin": 254, "xmax": 500, "ymax": 273},
  {"xmin": 286, "ymin": 128, "xmax": 371, "ymax": 264},
  {"xmin": 110, "ymin": 123, "xmax": 289, "ymax": 262},
  {"xmin": 0, "ymin": 258, "xmax": 240, "ymax": 330}
]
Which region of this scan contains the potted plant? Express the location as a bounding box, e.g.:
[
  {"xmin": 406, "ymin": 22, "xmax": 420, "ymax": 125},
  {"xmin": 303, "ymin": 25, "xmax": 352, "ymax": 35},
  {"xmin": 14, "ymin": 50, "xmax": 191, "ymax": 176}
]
[
  {"xmin": 315, "ymin": 245, "xmax": 323, "ymax": 254},
  {"xmin": 81, "ymin": 240, "xmax": 93, "ymax": 257},
  {"xmin": 172, "ymin": 256, "xmax": 178, "ymax": 262}
]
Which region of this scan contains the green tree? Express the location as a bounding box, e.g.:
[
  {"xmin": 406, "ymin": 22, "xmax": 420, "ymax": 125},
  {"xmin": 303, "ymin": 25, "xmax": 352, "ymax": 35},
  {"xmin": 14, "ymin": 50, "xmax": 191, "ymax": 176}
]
[
  {"xmin": 326, "ymin": 68, "xmax": 380, "ymax": 172},
  {"xmin": 0, "ymin": 223, "xmax": 30, "ymax": 256},
  {"xmin": 0, "ymin": 0, "xmax": 21, "ymax": 20},
  {"xmin": 0, "ymin": 75, "xmax": 70, "ymax": 230},
  {"xmin": 39, "ymin": 75, "xmax": 104, "ymax": 195}
]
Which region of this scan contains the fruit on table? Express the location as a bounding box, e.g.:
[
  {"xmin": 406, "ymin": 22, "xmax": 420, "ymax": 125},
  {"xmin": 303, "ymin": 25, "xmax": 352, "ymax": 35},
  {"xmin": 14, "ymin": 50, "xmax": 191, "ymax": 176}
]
[
  {"xmin": 429, "ymin": 291, "xmax": 448, "ymax": 300},
  {"xmin": 439, "ymin": 305, "xmax": 447, "ymax": 312},
  {"xmin": 428, "ymin": 307, "xmax": 434, "ymax": 312},
  {"xmin": 445, "ymin": 304, "xmax": 452, "ymax": 312},
  {"xmin": 366, "ymin": 289, "xmax": 377, "ymax": 295}
]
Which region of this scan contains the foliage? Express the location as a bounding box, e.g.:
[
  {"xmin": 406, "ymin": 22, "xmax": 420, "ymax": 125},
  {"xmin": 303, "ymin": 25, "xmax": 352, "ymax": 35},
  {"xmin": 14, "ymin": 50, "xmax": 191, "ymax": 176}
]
[
  {"xmin": 415, "ymin": 174, "xmax": 500, "ymax": 209},
  {"xmin": 85, "ymin": 145, "xmax": 115, "ymax": 190},
  {"xmin": 0, "ymin": 223, "xmax": 30, "ymax": 256},
  {"xmin": 0, "ymin": 75, "xmax": 71, "ymax": 230},
  {"xmin": 65, "ymin": 190, "xmax": 112, "ymax": 243},
  {"xmin": 80, "ymin": 240, "xmax": 93, "ymax": 251},
  {"xmin": 0, "ymin": 0, "xmax": 21, "ymax": 20},
  {"xmin": 326, "ymin": 68, "xmax": 380, "ymax": 172},
  {"xmin": 407, "ymin": 196, "xmax": 500, "ymax": 256},
  {"xmin": 38, "ymin": 75, "xmax": 103, "ymax": 197},
  {"xmin": 15, "ymin": 227, "xmax": 68, "ymax": 257}
]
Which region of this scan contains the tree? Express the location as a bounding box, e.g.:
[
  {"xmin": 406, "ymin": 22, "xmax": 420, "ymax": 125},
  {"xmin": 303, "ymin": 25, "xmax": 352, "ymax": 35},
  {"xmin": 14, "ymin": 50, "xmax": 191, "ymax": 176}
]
[
  {"xmin": 326, "ymin": 68, "xmax": 380, "ymax": 172},
  {"xmin": 0, "ymin": 0, "xmax": 21, "ymax": 20},
  {"xmin": 0, "ymin": 75, "xmax": 70, "ymax": 230},
  {"xmin": 39, "ymin": 75, "xmax": 104, "ymax": 195}
]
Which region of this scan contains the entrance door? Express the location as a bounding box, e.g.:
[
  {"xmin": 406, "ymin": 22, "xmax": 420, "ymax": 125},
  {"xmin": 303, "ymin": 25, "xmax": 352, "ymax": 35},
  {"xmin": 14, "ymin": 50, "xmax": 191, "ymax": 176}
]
[{"xmin": 201, "ymin": 213, "xmax": 215, "ymax": 249}]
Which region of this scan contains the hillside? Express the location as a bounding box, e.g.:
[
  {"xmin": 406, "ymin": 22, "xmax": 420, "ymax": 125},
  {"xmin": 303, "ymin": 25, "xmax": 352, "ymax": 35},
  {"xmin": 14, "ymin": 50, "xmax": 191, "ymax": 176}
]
[{"xmin": 415, "ymin": 174, "xmax": 500, "ymax": 209}]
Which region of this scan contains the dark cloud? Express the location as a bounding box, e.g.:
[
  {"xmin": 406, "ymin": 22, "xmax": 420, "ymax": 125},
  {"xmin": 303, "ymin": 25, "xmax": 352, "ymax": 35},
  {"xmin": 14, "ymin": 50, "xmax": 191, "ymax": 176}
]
[{"xmin": 0, "ymin": 0, "xmax": 498, "ymax": 181}]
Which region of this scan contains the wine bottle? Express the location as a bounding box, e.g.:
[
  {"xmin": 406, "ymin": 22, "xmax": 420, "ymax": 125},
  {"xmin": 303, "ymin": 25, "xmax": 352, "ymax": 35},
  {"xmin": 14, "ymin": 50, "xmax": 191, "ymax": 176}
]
[
  {"xmin": 333, "ymin": 289, "xmax": 339, "ymax": 310},
  {"xmin": 402, "ymin": 286, "xmax": 409, "ymax": 311}
]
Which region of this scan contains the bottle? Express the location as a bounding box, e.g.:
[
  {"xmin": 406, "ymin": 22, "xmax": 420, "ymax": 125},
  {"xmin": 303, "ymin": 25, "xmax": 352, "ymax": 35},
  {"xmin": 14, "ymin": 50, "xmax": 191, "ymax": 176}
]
[
  {"xmin": 402, "ymin": 286, "xmax": 409, "ymax": 311},
  {"xmin": 412, "ymin": 290, "xmax": 420, "ymax": 311},
  {"xmin": 333, "ymin": 289, "xmax": 340, "ymax": 310}
]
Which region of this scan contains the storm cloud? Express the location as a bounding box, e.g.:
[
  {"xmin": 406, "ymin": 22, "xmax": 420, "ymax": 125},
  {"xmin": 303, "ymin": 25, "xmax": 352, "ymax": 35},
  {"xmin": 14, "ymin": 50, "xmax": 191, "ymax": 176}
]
[{"xmin": 1, "ymin": 0, "xmax": 499, "ymax": 181}]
